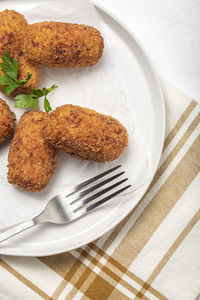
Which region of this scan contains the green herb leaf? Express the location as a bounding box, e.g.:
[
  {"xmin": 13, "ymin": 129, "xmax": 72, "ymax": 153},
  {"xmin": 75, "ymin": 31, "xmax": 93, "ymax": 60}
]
[
  {"xmin": 0, "ymin": 52, "xmax": 19, "ymax": 81},
  {"xmin": 31, "ymin": 89, "xmax": 44, "ymax": 98},
  {"xmin": 0, "ymin": 52, "xmax": 31, "ymax": 96},
  {"xmin": 32, "ymin": 84, "xmax": 58, "ymax": 97},
  {"xmin": 0, "ymin": 73, "xmax": 17, "ymax": 86},
  {"xmin": 0, "ymin": 74, "xmax": 22, "ymax": 96},
  {"xmin": 42, "ymin": 84, "xmax": 58, "ymax": 95},
  {"xmin": 18, "ymin": 72, "xmax": 32, "ymax": 84},
  {"xmin": 31, "ymin": 85, "xmax": 58, "ymax": 112},
  {"xmin": 14, "ymin": 94, "xmax": 39, "ymax": 110},
  {"xmin": 44, "ymin": 96, "xmax": 52, "ymax": 113},
  {"xmin": 3, "ymin": 84, "xmax": 21, "ymax": 96}
]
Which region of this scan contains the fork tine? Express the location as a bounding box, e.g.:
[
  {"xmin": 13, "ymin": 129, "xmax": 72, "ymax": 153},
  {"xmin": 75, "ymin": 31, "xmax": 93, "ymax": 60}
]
[
  {"xmin": 72, "ymin": 178, "xmax": 128, "ymax": 211},
  {"xmin": 66, "ymin": 165, "xmax": 122, "ymax": 196},
  {"xmin": 69, "ymin": 171, "xmax": 125, "ymax": 204},
  {"xmin": 74, "ymin": 185, "xmax": 131, "ymax": 218}
]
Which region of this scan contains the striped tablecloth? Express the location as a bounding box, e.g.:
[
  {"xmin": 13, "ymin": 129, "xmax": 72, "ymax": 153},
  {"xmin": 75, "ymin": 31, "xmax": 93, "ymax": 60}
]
[{"xmin": 0, "ymin": 79, "xmax": 199, "ymax": 300}]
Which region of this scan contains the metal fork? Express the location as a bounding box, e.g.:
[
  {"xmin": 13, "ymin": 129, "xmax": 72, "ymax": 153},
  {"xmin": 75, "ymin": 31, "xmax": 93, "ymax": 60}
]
[{"xmin": 0, "ymin": 165, "xmax": 131, "ymax": 244}]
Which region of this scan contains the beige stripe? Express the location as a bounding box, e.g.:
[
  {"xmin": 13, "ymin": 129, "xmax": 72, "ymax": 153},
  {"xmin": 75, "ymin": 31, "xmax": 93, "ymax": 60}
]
[
  {"xmin": 146, "ymin": 112, "xmax": 199, "ymax": 192},
  {"xmin": 111, "ymin": 135, "xmax": 200, "ymax": 265},
  {"xmin": 48, "ymin": 101, "xmax": 198, "ymax": 299},
  {"xmin": 108, "ymin": 288, "xmax": 132, "ymax": 300},
  {"xmin": 66, "ymin": 287, "xmax": 80, "ymax": 300},
  {"xmin": 136, "ymin": 208, "xmax": 200, "ymax": 298},
  {"xmin": 0, "ymin": 259, "xmax": 52, "ymax": 300},
  {"xmin": 163, "ymin": 100, "xmax": 197, "ymax": 150},
  {"xmin": 39, "ymin": 252, "xmax": 76, "ymax": 278}
]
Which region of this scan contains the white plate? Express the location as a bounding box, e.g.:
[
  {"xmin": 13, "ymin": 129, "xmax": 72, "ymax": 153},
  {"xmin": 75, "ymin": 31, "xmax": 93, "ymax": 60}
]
[{"xmin": 0, "ymin": 1, "xmax": 165, "ymax": 256}]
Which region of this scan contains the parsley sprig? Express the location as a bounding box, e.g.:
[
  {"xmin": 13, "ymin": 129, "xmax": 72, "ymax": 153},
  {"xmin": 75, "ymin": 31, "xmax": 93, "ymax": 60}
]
[
  {"xmin": 0, "ymin": 52, "xmax": 32, "ymax": 96},
  {"xmin": 15, "ymin": 85, "xmax": 58, "ymax": 113},
  {"xmin": 0, "ymin": 52, "xmax": 58, "ymax": 112}
]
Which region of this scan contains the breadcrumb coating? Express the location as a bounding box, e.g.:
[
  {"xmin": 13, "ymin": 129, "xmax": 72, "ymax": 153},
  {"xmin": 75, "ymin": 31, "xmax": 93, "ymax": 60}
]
[
  {"xmin": 7, "ymin": 111, "xmax": 58, "ymax": 192},
  {"xmin": 0, "ymin": 98, "xmax": 15, "ymax": 144},
  {"xmin": 23, "ymin": 22, "xmax": 104, "ymax": 68},
  {"xmin": 0, "ymin": 10, "xmax": 40, "ymax": 95},
  {"xmin": 44, "ymin": 104, "xmax": 128, "ymax": 162}
]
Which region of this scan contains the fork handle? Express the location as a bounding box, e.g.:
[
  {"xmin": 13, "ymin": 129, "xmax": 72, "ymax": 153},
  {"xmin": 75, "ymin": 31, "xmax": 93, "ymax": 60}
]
[{"xmin": 0, "ymin": 219, "xmax": 36, "ymax": 244}]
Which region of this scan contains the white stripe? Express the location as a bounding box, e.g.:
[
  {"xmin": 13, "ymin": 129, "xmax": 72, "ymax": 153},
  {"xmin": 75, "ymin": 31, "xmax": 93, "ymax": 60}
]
[
  {"xmin": 72, "ymin": 248, "xmax": 106, "ymax": 275},
  {"xmin": 115, "ymin": 283, "xmax": 134, "ymax": 299},
  {"xmin": 106, "ymin": 125, "xmax": 199, "ymax": 255},
  {"xmin": 122, "ymin": 274, "xmax": 141, "ymax": 291},
  {"xmin": 160, "ymin": 105, "xmax": 199, "ymax": 163},
  {"xmin": 92, "ymin": 265, "xmax": 101, "ymax": 274},
  {"xmin": 58, "ymin": 283, "xmax": 74, "ymax": 300},
  {"xmin": 82, "ymin": 246, "xmax": 108, "ymax": 268},
  {"xmin": 129, "ymin": 174, "xmax": 200, "ymax": 280},
  {"xmin": 89, "ymin": 249, "xmax": 97, "ymax": 258},
  {"xmin": 145, "ymin": 290, "xmax": 160, "ymax": 300},
  {"xmin": 72, "ymin": 290, "xmax": 84, "ymax": 300},
  {"xmin": 72, "ymin": 249, "xmax": 101, "ymax": 274},
  {"xmin": 0, "ymin": 265, "xmax": 43, "ymax": 300},
  {"xmin": 99, "ymin": 257, "xmax": 107, "ymax": 265},
  {"xmin": 71, "ymin": 250, "xmax": 92, "ymax": 268},
  {"xmin": 1, "ymin": 257, "xmax": 62, "ymax": 296}
]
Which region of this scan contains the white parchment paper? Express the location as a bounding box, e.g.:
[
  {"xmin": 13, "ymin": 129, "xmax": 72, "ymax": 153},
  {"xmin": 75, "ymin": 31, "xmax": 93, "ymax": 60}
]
[{"xmin": 0, "ymin": 0, "xmax": 150, "ymax": 228}]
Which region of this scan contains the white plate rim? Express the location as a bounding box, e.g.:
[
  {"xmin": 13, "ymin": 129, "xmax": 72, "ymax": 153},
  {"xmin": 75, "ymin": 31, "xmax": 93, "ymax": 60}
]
[{"xmin": 0, "ymin": 2, "xmax": 166, "ymax": 256}]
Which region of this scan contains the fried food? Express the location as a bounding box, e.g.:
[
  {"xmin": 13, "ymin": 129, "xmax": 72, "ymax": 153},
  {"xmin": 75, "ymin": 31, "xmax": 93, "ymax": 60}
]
[
  {"xmin": 0, "ymin": 9, "xmax": 27, "ymax": 55},
  {"xmin": 23, "ymin": 22, "xmax": 104, "ymax": 68},
  {"xmin": 7, "ymin": 111, "xmax": 58, "ymax": 192},
  {"xmin": 0, "ymin": 98, "xmax": 15, "ymax": 144},
  {"xmin": 44, "ymin": 104, "xmax": 128, "ymax": 162},
  {"xmin": 0, "ymin": 10, "xmax": 40, "ymax": 95}
]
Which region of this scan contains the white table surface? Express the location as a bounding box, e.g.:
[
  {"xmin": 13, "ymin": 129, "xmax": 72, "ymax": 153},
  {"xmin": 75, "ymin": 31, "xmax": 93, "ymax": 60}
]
[{"xmin": 96, "ymin": 0, "xmax": 200, "ymax": 103}]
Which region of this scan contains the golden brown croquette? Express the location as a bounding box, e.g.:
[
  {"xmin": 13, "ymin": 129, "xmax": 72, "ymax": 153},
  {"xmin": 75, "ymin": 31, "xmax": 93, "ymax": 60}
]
[
  {"xmin": 7, "ymin": 111, "xmax": 58, "ymax": 192},
  {"xmin": 0, "ymin": 9, "xmax": 27, "ymax": 55},
  {"xmin": 0, "ymin": 10, "xmax": 40, "ymax": 95},
  {"xmin": 44, "ymin": 104, "xmax": 128, "ymax": 162},
  {"xmin": 23, "ymin": 22, "xmax": 104, "ymax": 68},
  {"xmin": 0, "ymin": 98, "xmax": 15, "ymax": 144}
]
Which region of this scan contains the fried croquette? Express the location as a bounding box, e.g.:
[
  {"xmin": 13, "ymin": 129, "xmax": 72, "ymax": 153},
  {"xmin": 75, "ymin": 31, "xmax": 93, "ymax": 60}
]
[
  {"xmin": 44, "ymin": 105, "xmax": 128, "ymax": 162},
  {"xmin": 0, "ymin": 98, "xmax": 15, "ymax": 144},
  {"xmin": 23, "ymin": 22, "xmax": 104, "ymax": 68},
  {"xmin": 0, "ymin": 10, "xmax": 40, "ymax": 95},
  {"xmin": 7, "ymin": 111, "xmax": 58, "ymax": 192},
  {"xmin": 0, "ymin": 10, "xmax": 27, "ymax": 54}
]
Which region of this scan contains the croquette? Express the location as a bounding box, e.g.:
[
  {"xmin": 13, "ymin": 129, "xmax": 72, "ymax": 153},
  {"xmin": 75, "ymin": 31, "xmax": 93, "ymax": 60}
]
[
  {"xmin": 44, "ymin": 104, "xmax": 128, "ymax": 162},
  {"xmin": 0, "ymin": 98, "xmax": 15, "ymax": 144},
  {"xmin": 0, "ymin": 10, "xmax": 40, "ymax": 95},
  {"xmin": 23, "ymin": 22, "xmax": 104, "ymax": 68},
  {"xmin": 7, "ymin": 111, "xmax": 58, "ymax": 192}
]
